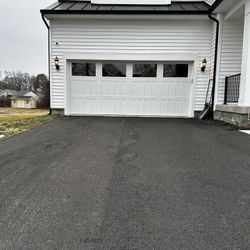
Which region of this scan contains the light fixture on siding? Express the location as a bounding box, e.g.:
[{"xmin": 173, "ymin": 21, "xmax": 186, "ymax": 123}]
[
  {"xmin": 54, "ymin": 57, "xmax": 60, "ymax": 70},
  {"xmin": 201, "ymin": 58, "xmax": 207, "ymax": 72}
]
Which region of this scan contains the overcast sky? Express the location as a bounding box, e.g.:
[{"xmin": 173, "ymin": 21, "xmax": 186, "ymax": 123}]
[{"xmin": 0, "ymin": 0, "xmax": 55, "ymax": 76}]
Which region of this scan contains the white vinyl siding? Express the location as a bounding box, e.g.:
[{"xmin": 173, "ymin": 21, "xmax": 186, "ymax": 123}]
[
  {"xmin": 50, "ymin": 18, "xmax": 213, "ymax": 111},
  {"xmin": 216, "ymin": 19, "xmax": 244, "ymax": 104}
]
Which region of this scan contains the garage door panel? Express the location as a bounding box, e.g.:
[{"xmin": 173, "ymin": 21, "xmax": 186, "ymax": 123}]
[{"xmin": 69, "ymin": 61, "xmax": 192, "ymax": 117}]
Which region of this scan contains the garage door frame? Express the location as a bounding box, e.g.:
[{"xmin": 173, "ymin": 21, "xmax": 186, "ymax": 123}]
[{"xmin": 63, "ymin": 52, "xmax": 198, "ymax": 117}]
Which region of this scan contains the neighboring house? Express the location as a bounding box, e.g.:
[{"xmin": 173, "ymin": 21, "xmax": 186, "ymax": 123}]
[
  {"xmin": 11, "ymin": 96, "xmax": 37, "ymax": 109},
  {"xmin": 41, "ymin": 0, "xmax": 250, "ymax": 127},
  {"xmin": 10, "ymin": 91, "xmax": 39, "ymax": 109},
  {"xmin": 0, "ymin": 89, "xmax": 26, "ymax": 98},
  {"xmin": 0, "ymin": 89, "xmax": 39, "ymax": 109}
]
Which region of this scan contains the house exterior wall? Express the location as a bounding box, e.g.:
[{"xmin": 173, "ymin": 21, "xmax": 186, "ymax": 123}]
[
  {"xmin": 11, "ymin": 100, "xmax": 17, "ymax": 108},
  {"xmin": 12, "ymin": 100, "xmax": 26, "ymax": 108},
  {"xmin": 11, "ymin": 98, "xmax": 36, "ymax": 109},
  {"xmin": 28, "ymin": 98, "xmax": 37, "ymax": 108},
  {"xmin": 50, "ymin": 17, "xmax": 213, "ymax": 111},
  {"xmin": 216, "ymin": 19, "xmax": 244, "ymax": 104}
]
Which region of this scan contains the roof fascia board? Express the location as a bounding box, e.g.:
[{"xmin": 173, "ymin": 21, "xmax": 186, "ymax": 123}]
[{"xmin": 41, "ymin": 10, "xmax": 209, "ymax": 15}]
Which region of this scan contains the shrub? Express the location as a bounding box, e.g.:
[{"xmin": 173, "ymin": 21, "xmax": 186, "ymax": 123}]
[{"xmin": 0, "ymin": 97, "xmax": 11, "ymax": 107}]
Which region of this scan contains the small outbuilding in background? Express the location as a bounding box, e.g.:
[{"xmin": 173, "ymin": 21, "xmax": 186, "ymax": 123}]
[{"xmin": 11, "ymin": 91, "xmax": 39, "ymax": 109}]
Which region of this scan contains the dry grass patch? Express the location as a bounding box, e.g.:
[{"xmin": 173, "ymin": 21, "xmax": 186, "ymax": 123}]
[
  {"xmin": 0, "ymin": 108, "xmax": 49, "ymax": 115},
  {"xmin": 0, "ymin": 109, "xmax": 55, "ymax": 138}
]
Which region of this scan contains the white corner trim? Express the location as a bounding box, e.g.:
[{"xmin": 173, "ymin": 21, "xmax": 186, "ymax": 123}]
[{"xmin": 63, "ymin": 52, "xmax": 198, "ymax": 117}]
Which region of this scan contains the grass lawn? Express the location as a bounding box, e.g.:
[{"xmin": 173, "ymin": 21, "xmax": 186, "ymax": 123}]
[{"xmin": 0, "ymin": 108, "xmax": 55, "ymax": 138}]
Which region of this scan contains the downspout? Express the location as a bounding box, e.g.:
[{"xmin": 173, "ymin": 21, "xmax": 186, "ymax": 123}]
[
  {"xmin": 208, "ymin": 13, "xmax": 219, "ymax": 117},
  {"xmin": 208, "ymin": 0, "xmax": 224, "ymax": 117},
  {"xmin": 41, "ymin": 13, "xmax": 52, "ymax": 115}
]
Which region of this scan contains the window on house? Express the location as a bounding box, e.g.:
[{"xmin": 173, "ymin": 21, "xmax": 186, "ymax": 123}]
[
  {"xmin": 133, "ymin": 64, "xmax": 157, "ymax": 77},
  {"xmin": 72, "ymin": 63, "xmax": 96, "ymax": 76},
  {"xmin": 102, "ymin": 63, "xmax": 126, "ymax": 77},
  {"xmin": 163, "ymin": 64, "xmax": 189, "ymax": 77}
]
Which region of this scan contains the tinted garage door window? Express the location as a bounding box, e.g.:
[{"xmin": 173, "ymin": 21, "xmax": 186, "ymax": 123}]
[
  {"xmin": 133, "ymin": 64, "xmax": 157, "ymax": 77},
  {"xmin": 102, "ymin": 63, "xmax": 126, "ymax": 77},
  {"xmin": 163, "ymin": 64, "xmax": 188, "ymax": 77},
  {"xmin": 72, "ymin": 63, "xmax": 96, "ymax": 76}
]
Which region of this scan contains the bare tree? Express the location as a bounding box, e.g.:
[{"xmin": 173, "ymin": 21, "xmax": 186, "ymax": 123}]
[{"xmin": 3, "ymin": 71, "xmax": 35, "ymax": 91}]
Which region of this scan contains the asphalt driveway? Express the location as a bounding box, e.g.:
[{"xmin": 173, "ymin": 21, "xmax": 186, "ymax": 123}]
[{"xmin": 0, "ymin": 117, "xmax": 250, "ymax": 249}]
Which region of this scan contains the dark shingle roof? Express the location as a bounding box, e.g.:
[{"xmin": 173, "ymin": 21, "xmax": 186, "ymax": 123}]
[
  {"xmin": 0, "ymin": 89, "xmax": 27, "ymax": 96},
  {"xmin": 41, "ymin": 1, "xmax": 210, "ymax": 15}
]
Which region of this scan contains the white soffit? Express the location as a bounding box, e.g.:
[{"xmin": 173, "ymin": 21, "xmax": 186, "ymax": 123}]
[
  {"xmin": 91, "ymin": 0, "xmax": 171, "ymax": 5},
  {"xmin": 213, "ymin": 0, "xmax": 242, "ymax": 13}
]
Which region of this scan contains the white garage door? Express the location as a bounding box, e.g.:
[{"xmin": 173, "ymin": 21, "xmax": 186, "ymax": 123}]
[{"xmin": 68, "ymin": 61, "xmax": 193, "ymax": 117}]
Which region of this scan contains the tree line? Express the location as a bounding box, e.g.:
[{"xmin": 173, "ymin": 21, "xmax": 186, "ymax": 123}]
[{"xmin": 0, "ymin": 71, "xmax": 50, "ymax": 108}]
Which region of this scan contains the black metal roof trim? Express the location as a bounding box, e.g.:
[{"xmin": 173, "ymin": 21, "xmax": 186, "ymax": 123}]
[{"xmin": 41, "ymin": 1, "xmax": 210, "ymax": 15}]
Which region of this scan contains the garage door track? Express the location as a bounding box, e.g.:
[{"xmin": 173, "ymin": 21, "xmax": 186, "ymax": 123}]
[{"xmin": 0, "ymin": 117, "xmax": 250, "ymax": 249}]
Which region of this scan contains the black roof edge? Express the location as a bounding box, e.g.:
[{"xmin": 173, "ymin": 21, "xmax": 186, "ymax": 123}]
[
  {"xmin": 56, "ymin": 0, "xmax": 207, "ymax": 4},
  {"xmin": 40, "ymin": 1, "xmax": 215, "ymax": 16},
  {"xmin": 41, "ymin": 10, "xmax": 209, "ymax": 15}
]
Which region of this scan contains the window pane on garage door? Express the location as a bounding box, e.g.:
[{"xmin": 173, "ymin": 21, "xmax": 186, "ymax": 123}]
[
  {"xmin": 72, "ymin": 63, "xmax": 96, "ymax": 76},
  {"xmin": 133, "ymin": 64, "xmax": 157, "ymax": 77},
  {"xmin": 102, "ymin": 63, "xmax": 126, "ymax": 77},
  {"xmin": 163, "ymin": 64, "xmax": 188, "ymax": 77}
]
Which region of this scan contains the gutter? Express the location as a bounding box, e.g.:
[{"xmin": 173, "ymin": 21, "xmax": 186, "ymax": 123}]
[
  {"xmin": 41, "ymin": 14, "xmax": 52, "ymax": 115},
  {"xmin": 40, "ymin": 10, "xmax": 209, "ymax": 15}
]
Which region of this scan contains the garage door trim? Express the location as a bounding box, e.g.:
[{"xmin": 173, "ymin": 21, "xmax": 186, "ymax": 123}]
[{"xmin": 64, "ymin": 52, "xmax": 198, "ymax": 117}]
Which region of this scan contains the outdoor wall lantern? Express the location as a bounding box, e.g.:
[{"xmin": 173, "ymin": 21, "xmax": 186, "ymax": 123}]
[
  {"xmin": 54, "ymin": 57, "xmax": 60, "ymax": 70},
  {"xmin": 201, "ymin": 58, "xmax": 207, "ymax": 72}
]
